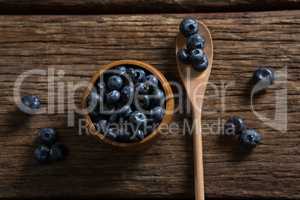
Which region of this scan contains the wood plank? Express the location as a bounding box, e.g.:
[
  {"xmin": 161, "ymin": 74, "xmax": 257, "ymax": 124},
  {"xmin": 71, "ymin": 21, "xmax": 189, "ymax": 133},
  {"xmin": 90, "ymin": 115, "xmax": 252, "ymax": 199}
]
[
  {"xmin": 0, "ymin": 0, "xmax": 299, "ymax": 14},
  {"xmin": 0, "ymin": 11, "xmax": 299, "ymax": 199}
]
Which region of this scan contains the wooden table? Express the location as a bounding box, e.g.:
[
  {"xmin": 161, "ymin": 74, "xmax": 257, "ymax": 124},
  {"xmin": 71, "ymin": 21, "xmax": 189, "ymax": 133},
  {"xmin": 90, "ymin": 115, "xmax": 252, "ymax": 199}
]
[{"xmin": 0, "ymin": 1, "xmax": 299, "ymax": 200}]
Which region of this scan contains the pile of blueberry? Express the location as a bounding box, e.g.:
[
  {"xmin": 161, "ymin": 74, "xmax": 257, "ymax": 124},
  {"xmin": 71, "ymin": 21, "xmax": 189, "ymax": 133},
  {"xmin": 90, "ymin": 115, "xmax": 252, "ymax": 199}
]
[
  {"xmin": 177, "ymin": 17, "xmax": 208, "ymax": 71},
  {"xmin": 87, "ymin": 65, "xmax": 166, "ymax": 143},
  {"xmin": 34, "ymin": 128, "xmax": 67, "ymax": 163},
  {"xmin": 224, "ymin": 116, "xmax": 262, "ymax": 147}
]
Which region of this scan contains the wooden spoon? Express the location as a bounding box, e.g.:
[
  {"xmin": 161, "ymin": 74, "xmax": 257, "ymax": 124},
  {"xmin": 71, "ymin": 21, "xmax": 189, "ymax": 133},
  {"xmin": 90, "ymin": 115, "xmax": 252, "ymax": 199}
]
[{"xmin": 175, "ymin": 21, "xmax": 213, "ymax": 200}]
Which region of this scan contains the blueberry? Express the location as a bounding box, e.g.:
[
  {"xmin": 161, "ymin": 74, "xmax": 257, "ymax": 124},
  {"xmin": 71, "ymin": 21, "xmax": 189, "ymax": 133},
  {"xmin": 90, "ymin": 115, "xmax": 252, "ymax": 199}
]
[
  {"xmin": 127, "ymin": 67, "xmax": 136, "ymax": 81},
  {"xmin": 96, "ymin": 81, "xmax": 106, "ymax": 94},
  {"xmin": 117, "ymin": 66, "xmax": 127, "ymax": 75},
  {"xmin": 146, "ymin": 75, "xmax": 159, "ymax": 86},
  {"xmin": 104, "ymin": 127, "xmax": 118, "ymax": 140},
  {"xmin": 116, "ymin": 131, "xmax": 131, "ymax": 142},
  {"xmin": 107, "ymin": 75, "xmax": 123, "ymax": 90},
  {"xmin": 106, "ymin": 90, "xmax": 120, "ymax": 103},
  {"xmin": 177, "ymin": 48, "xmax": 190, "ymax": 64},
  {"xmin": 129, "ymin": 111, "xmax": 147, "ymax": 126},
  {"xmin": 121, "ymin": 85, "xmax": 134, "ymax": 102},
  {"xmin": 95, "ymin": 119, "xmax": 108, "ymax": 133},
  {"xmin": 49, "ymin": 143, "xmax": 67, "ymax": 161},
  {"xmin": 224, "ymin": 116, "xmax": 246, "ymax": 135},
  {"xmin": 190, "ymin": 48, "xmax": 204, "ymax": 64},
  {"xmin": 151, "ymin": 88, "xmax": 165, "ymax": 106},
  {"xmin": 87, "ymin": 88, "xmax": 101, "ymax": 109},
  {"xmin": 134, "ymin": 69, "xmax": 146, "ymax": 83},
  {"xmin": 193, "ymin": 54, "xmax": 208, "ymax": 71},
  {"xmin": 34, "ymin": 145, "xmax": 50, "ymax": 163},
  {"xmin": 137, "ymin": 95, "xmax": 151, "ymax": 110},
  {"xmin": 187, "ymin": 33, "xmax": 205, "ymax": 50},
  {"xmin": 150, "ymin": 106, "xmax": 165, "ymax": 122},
  {"xmin": 119, "ymin": 105, "xmax": 132, "ymax": 118},
  {"xmin": 179, "ymin": 17, "xmax": 198, "ymax": 37},
  {"xmin": 252, "ymin": 68, "xmax": 275, "ymax": 93},
  {"xmin": 21, "ymin": 95, "xmax": 41, "ymax": 113},
  {"xmin": 38, "ymin": 128, "xmax": 57, "ymax": 146},
  {"xmin": 135, "ymin": 82, "xmax": 149, "ymax": 94},
  {"xmin": 239, "ymin": 129, "xmax": 262, "ymax": 147},
  {"xmin": 134, "ymin": 129, "xmax": 145, "ymax": 141}
]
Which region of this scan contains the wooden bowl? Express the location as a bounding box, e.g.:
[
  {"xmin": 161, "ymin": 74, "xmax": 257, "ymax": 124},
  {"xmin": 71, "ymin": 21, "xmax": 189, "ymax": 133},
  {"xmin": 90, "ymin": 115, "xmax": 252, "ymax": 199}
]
[{"xmin": 82, "ymin": 60, "xmax": 174, "ymax": 149}]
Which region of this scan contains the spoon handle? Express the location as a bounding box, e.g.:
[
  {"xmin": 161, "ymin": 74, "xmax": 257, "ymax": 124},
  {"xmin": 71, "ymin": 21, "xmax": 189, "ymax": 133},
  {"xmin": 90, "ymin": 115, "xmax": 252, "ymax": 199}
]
[{"xmin": 193, "ymin": 113, "xmax": 205, "ymax": 200}]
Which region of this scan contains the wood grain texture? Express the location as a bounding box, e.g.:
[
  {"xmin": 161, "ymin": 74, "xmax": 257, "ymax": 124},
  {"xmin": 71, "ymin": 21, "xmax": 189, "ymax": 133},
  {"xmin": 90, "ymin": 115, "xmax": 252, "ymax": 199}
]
[
  {"xmin": 0, "ymin": 0, "xmax": 300, "ymax": 14},
  {"xmin": 0, "ymin": 11, "xmax": 299, "ymax": 199}
]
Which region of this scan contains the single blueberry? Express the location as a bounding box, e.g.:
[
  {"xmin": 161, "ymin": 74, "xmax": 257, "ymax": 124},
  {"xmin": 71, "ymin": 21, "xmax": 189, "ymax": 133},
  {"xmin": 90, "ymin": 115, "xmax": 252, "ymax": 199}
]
[
  {"xmin": 252, "ymin": 68, "xmax": 275, "ymax": 93},
  {"xmin": 95, "ymin": 119, "xmax": 108, "ymax": 133},
  {"xmin": 239, "ymin": 129, "xmax": 262, "ymax": 147},
  {"xmin": 224, "ymin": 116, "xmax": 246, "ymax": 135},
  {"xmin": 118, "ymin": 105, "xmax": 132, "ymax": 118},
  {"xmin": 190, "ymin": 48, "xmax": 204, "ymax": 64},
  {"xmin": 121, "ymin": 85, "xmax": 134, "ymax": 102},
  {"xmin": 49, "ymin": 143, "xmax": 67, "ymax": 161},
  {"xmin": 193, "ymin": 54, "xmax": 208, "ymax": 71},
  {"xmin": 117, "ymin": 66, "xmax": 127, "ymax": 75},
  {"xmin": 177, "ymin": 48, "xmax": 190, "ymax": 64},
  {"xmin": 179, "ymin": 17, "xmax": 199, "ymax": 37},
  {"xmin": 151, "ymin": 88, "xmax": 165, "ymax": 107},
  {"xmin": 104, "ymin": 127, "xmax": 118, "ymax": 141},
  {"xmin": 150, "ymin": 106, "xmax": 165, "ymax": 122},
  {"xmin": 146, "ymin": 75, "xmax": 159, "ymax": 86},
  {"xmin": 187, "ymin": 33, "xmax": 205, "ymax": 50},
  {"xmin": 107, "ymin": 75, "xmax": 123, "ymax": 90},
  {"xmin": 129, "ymin": 111, "xmax": 147, "ymax": 126},
  {"xmin": 87, "ymin": 88, "xmax": 101, "ymax": 109},
  {"xmin": 38, "ymin": 128, "xmax": 57, "ymax": 146},
  {"xmin": 21, "ymin": 95, "xmax": 41, "ymax": 113},
  {"xmin": 135, "ymin": 129, "xmax": 145, "ymax": 141},
  {"xmin": 135, "ymin": 82, "xmax": 149, "ymax": 95},
  {"xmin": 34, "ymin": 145, "xmax": 50, "ymax": 163},
  {"xmin": 106, "ymin": 90, "xmax": 120, "ymax": 103},
  {"xmin": 134, "ymin": 69, "xmax": 146, "ymax": 83}
]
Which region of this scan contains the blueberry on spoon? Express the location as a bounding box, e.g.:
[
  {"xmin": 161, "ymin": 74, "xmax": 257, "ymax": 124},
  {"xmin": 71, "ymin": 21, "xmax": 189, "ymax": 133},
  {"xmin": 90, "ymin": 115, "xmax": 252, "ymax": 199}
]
[{"xmin": 180, "ymin": 17, "xmax": 198, "ymax": 37}]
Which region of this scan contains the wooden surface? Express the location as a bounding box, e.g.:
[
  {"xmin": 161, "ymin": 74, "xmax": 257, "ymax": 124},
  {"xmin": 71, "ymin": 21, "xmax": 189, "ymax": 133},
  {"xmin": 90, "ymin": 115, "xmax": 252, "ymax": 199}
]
[
  {"xmin": 0, "ymin": 11, "xmax": 299, "ymax": 199},
  {"xmin": 0, "ymin": 0, "xmax": 300, "ymax": 14}
]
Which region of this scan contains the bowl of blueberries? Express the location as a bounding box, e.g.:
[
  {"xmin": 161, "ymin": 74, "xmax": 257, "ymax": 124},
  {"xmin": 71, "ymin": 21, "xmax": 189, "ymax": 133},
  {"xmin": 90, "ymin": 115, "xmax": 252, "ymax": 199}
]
[{"xmin": 82, "ymin": 60, "xmax": 174, "ymax": 148}]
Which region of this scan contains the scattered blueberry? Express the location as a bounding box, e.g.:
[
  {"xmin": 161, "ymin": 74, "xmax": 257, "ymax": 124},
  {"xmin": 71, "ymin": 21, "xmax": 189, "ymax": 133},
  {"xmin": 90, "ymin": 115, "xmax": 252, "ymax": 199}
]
[
  {"xmin": 252, "ymin": 68, "xmax": 275, "ymax": 93},
  {"xmin": 21, "ymin": 95, "xmax": 41, "ymax": 113},
  {"xmin": 146, "ymin": 75, "xmax": 159, "ymax": 86},
  {"xmin": 193, "ymin": 54, "xmax": 208, "ymax": 71},
  {"xmin": 187, "ymin": 33, "xmax": 205, "ymax": 50},
  {"xmin": 239, "ymin": 129, "xmax": 262, "ymax": 147},
  {"xmin": 38, "ymin": 128, "xmax": 57, "ymax": 146},
  {"xmin": 106, "ymin": 90, "xmax": 120, "ymax": 103},
  {"xmin": 49, "ymin": 143, "xmax": 67, "ymax": 161},
  {"xmin": 177, "ymin": 48, "xmax": 190, "ymax": 64},
  {"xmin": 107, "ymin": 75, "xmax": 123, "ymax": 90},
  {"xmin": 180, "ymin": 17, "xmax": 198, "ymax": 37},
  {"xmin": 34, "ymin": 145, "xmax": 50, "ymax": 163},
  {"xmin": 224, "ymin": 116, "xmax": 246, "ymax": 135}
]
